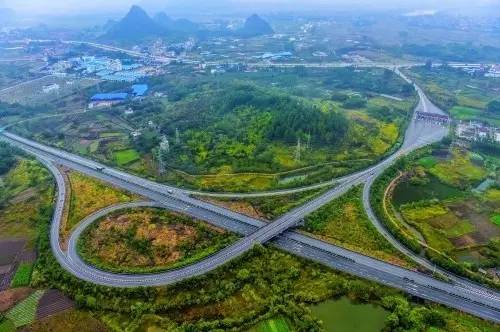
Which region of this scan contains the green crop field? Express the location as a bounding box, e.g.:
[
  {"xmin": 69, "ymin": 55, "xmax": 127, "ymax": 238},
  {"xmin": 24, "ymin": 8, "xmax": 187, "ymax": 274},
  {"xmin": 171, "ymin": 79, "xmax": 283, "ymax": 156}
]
[
  {"xmin": 113, "ymin": 149, "xmax": 140, "ymax": 166},
  {"xmin": 0, "ymin": 319, "xmax": 16, "ymax": 332},
  {"xmin": 10, "ymin": 262, "xmax": 34, "ymax": 288},
  {"xmin": 450, "ymin": 106, "xmax": 483, "ymax": 120},
  {"xmin": 253, "ymin": 317, "xmax": 291, "ymax": 332},
  {"xmin": 5, "ymin": 290, "xmax": 45, "ymax": 328},
  {"xmin": 417, "ymin": 156, "xmax": 438, "ymax": 169},
  {"xmin": 491, "ymin": 214, "xmax": 500, "ymax": 227}
]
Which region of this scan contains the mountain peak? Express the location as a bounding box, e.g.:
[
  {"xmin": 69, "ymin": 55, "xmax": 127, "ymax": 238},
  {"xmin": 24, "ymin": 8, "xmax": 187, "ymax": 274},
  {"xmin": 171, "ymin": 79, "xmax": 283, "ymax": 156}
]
[
  {"xmin": 102, "ymin": 5, "xmax": 163, "ymax": 41},
  {"xmin": 124, "ymin": 5, "xmax": 151, "ymax": 21},
  {"xmin": 239, "ymin": 14, "xmax": 274, "ymax": 37}
]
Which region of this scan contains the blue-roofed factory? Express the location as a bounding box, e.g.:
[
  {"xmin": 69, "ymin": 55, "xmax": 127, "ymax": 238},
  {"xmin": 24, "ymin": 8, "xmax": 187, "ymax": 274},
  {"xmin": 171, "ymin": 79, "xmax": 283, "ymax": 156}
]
[
  {"xmin": 131, "ymin": 84, "xmax": 148, "ymax": 97},
  {"xmin": 89, "ymin": 93, "xmax": 128, "ymax": 109}
]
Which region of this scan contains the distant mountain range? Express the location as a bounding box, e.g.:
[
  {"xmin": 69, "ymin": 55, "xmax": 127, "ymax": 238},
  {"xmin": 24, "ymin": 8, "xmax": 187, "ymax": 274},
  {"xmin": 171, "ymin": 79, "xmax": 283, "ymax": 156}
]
[
  {"xmin": 154, "ymin": 12, "xmax": 200, "ymax": 33},
  {"xmin": 101, "ymin": 5, "xmax": 274, "ymax": 42}
]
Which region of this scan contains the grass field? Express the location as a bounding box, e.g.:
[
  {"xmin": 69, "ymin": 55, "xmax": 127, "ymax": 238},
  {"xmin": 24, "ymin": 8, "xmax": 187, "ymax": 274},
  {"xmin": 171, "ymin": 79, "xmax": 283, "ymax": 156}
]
[
  {"xmin": 304, "ymin": 186, "xmax": 411, "ymax": 267},
  {"xmin": 400, "ymin": 203, "xmax": 477, "ymax": 252},
  {"xmin": 253, "ymin": 317, "xmax": 291, "ymax": 332},
  {"xmin": 113, "ymin": 149, "xmax": 140, "ymax": 166},
  {"xmin": 429, "ymin": 149, "xmax": 488, "ymax": 188},
  {"xmin": 449, "ymin": 105, "xmax": 482, "ymax": 119},
  {"xmin": 10, "ymin": 262, "xmax": 34, "ymax": 288},
  {"xmin": 418, "ymin": 156, "xmax": 438, "ymax": 169},
  {"xmin": 0, "ymin": 159, "xmax": 53, "ymax": 248},
  {"xmin": 26, "ymin": 310, "xmax": 108, "ymax": 332},
  {"xmin": 5, "ymin": 290, "xmax": 45, "ymax": 328},
  {"xmin": 66, "ymin": 172, "xmax": 137, "ymax": 231},
  {"xmin": 491, "ymin": 214, "xmax": 500, "ymax": 227},
  {"xmin": 0, "ymin": 319, "xmax": 16, "ymax": 332},
  {"xmin": 484, "ymin": 188, "xmax": 500, "ymax": 202}
]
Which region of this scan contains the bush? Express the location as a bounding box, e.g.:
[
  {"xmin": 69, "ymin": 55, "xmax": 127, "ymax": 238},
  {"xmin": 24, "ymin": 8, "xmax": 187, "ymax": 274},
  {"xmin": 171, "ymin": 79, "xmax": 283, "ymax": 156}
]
[
  {"xmin": 342, "ymin": 95, "xmax": 367, "ymax": 109},
  {"xmin": 330, "ymin": 91, "xmax": 349, "ymax": 102}
]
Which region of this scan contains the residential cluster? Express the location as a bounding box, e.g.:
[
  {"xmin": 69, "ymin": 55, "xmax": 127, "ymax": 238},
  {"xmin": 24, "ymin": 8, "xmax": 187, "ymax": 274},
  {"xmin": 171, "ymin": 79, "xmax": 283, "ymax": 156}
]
[
  {"xmin": 46, "ymin": 56, "xmax": 165, "ymax": 82},
  {"xmin": 452, "ymin": 63, "xmax": 500, "ymax": 78},
  {"xmin": 456, "ymin": 120, "xmax": 500, "ymax": 143}
]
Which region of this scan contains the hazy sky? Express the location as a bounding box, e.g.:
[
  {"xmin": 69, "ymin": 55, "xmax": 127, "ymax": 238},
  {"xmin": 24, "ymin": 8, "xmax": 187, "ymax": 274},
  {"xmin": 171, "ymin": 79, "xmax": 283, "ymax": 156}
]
[{"xmin": 3, "ymin": 0, "xmax": 500, "ymax": 16}]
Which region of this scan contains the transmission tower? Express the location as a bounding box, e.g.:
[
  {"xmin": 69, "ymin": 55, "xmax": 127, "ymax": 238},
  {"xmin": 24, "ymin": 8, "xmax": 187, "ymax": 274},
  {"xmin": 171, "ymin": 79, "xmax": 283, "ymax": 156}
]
[
  {"xmin": 294, "ymin": 137, "xmax": 301, "ymax": 162},
  {"xmin": 175, "ymin": 128, "xmax": 181, "ymax": 145},
  {"xmin": 157, "ymin": 149, "xmax": 165, "ymax": 175},
  {"xmin": 157, "ymin": 136, "xmax": 170, "ymax": 175}
]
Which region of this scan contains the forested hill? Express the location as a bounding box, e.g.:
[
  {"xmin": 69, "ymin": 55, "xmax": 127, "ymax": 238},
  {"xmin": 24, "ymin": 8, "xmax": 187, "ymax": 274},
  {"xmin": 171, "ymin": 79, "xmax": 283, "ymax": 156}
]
[
  {"xmin": 145, "ymin": 83, "xmax": 350, "ymax": 173},
  {"xmin": 169, "ymin": 84, "xmax": 348, "ymax": 147}
]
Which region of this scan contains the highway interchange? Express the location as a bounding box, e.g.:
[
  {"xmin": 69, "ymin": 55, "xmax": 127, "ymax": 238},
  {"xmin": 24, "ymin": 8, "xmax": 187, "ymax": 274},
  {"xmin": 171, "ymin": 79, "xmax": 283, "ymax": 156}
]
[{"xmin": 1, "ymin": 70, "xmax": 500, "ymax": 323}]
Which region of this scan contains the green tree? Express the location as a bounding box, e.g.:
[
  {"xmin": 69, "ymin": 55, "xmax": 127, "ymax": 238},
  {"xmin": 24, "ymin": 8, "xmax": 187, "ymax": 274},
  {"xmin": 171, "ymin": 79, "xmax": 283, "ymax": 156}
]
[
  {"xmin": 0, "ymin": 142, "xmax": 16, "ymax": 175},
  {"xmin": 487, "ymin": 100, "xmax": 500, "ymax": 114}
]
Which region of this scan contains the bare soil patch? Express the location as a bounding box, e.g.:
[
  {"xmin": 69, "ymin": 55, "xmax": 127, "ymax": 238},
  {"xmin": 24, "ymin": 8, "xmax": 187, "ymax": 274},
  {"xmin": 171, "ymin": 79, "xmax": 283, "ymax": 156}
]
[
  {"xmin": 0, "ymin": 239, "xmax": 25, "ymax": 265},
  {"xmin": 450, "ymin": 234, "xmax": 477, "ymax": 248},
  {"xmin": 449, "ymin": 200, "xmax": 500, "ymax": 245},
  {"xmin": 9, "ymin": 188, "xmax": 36, "ymax": 204},
  {"xmin": 201, "ymin": 197, "xmax": 266, "ymax": 221},
  {"xmin": 0, "ymin": 287, "xmax": 33, "ymax": 312},
  {"xmin": 36, "ymin": 289, "xmax": 74, "ymax": 320}
]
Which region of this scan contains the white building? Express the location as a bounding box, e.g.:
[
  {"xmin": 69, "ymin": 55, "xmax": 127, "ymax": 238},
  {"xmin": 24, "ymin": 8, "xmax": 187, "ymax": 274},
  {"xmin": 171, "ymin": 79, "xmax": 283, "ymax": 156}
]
[
  {"xmin": 42, "ymin": 83, "xmax": 60, "ymax": 93},
  {"xmin": 108, "ymin": 59, "xmax": 123, "ymax": 72},
  {"xmin": 485, "ymin": 65, "xmax": 500, "ymax": 78}
]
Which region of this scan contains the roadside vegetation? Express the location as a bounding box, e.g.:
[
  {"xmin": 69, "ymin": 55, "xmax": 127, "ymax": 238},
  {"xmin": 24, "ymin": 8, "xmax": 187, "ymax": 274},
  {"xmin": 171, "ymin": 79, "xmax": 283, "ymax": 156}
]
[
  {"xmin": 26, "ymin": 310, "xmax": 107, "ymax": 332},
  {"xmin": 0, "ymin": 149, "xmax": 53, "ymax": 248},
  {"xmin": 77, "ymin": 208, "xmax": 239, "ymax": 274},
  {"xmin": 199, "ymin": 186, "xmax": 330, "ymax": 220},
  {"xmin": 371, "ymin": 141, "xmax": 499, "ymax": 288},
  {"xmin": 65, "ymin": 171, "xmax": 137, "ymax": 232},
  {"xmin": 303, "ymin": 186, "xmax": 414, "ymax": 267}
]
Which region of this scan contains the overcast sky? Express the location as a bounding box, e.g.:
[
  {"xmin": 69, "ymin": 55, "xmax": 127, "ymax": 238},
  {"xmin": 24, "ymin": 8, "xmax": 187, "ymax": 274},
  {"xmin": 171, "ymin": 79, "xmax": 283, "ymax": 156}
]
[{"xmin": 3, "ymin": 0, "xmax": 500, "ymax": 16}]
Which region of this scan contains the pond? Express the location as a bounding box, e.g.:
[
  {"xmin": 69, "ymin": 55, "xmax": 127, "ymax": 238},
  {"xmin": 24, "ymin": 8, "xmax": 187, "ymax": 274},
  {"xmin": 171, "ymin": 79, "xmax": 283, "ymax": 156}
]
[
  {"xmin": 392, "ymin": 175, "xmax": 462, "ymax": 206},
  {"xmin": 310, "ymin": 297, "xmax": 389, "ymax": 332}
]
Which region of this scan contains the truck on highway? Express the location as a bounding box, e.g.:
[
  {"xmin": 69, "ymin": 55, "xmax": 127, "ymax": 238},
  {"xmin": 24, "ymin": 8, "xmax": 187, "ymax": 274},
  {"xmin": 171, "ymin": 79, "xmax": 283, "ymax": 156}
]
[{"xmin": 95, "ymin": 166, "xmax": 105, "ymax": 172}]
